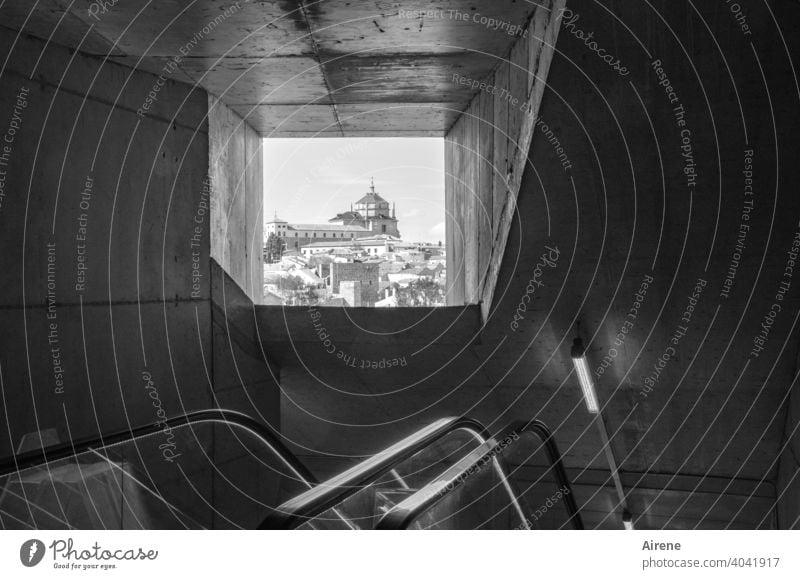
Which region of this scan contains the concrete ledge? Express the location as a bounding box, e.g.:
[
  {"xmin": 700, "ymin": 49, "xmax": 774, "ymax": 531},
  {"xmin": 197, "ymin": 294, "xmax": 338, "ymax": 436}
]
[{"xmin": 256, "ymin": 304, "xmax": 482, "ymax": 347}]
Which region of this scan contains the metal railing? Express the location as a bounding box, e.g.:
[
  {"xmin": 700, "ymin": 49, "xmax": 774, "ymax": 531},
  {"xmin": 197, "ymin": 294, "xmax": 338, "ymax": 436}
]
[
  {"xmin": 0, "ymin": 409, "xmax": 315, "ymax": 489},
  {"xmin": 375, "ymin": 419, "xmax": 583, "ymax": 530},
  {"xmin": 259, "ymin": 416, "xmax": 492, "ymax": 529},
  {"xmin": 1, "ymin": 411, "xmax": 582, "ymax": 531}
]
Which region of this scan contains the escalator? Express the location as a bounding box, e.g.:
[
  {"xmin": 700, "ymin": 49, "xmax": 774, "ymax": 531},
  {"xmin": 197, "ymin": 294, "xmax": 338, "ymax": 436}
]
[
  {"xmin": 0, "ymin": 410, "xmax": 314, "ymax": 530},
  {"xmin": 374, "ymin": 420, "xmax": 583, "ymax": 530},
  {"xmin": 0, "ymin": 410, "xmax": 582, "ymax": 530}
]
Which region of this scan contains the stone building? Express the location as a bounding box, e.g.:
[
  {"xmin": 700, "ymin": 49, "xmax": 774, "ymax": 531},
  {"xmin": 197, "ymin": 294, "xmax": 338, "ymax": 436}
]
[
  {"xmin": 265, "ymin": 179, "xmax": 400, "ymax": 251},
  {"xmin": 330, "ymin": 262, "xmax": 379, "ymax": 306},
  {"xmin": 328, "ymin": 179, "xmax": 400, "ymax": 238}
]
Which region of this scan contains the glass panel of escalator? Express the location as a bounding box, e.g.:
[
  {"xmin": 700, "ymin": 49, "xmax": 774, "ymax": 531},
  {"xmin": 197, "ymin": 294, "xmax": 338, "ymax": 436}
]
[
  {"xmin": 293, "ymin": 427, "xmax": 485, "ymax": 530},
  {"xmin": 376, "ymin": 426, "xmax": 579, "ymax": 530},
  {"xmin": 382, "ymin": 435, "xmax": 529, "ymax": 530},
  {"xmin": 0, "ymin": 436, "xmax": 204, "ymax": 530},
  {"xmin": 0, "ymin": 419, "xmax": 309, "ymax": 530},
  {"xmin": 501, "ymin": 430, "xmax": 575, "ymax": 530},
  {"xmin": 409, "ymin": 460, "xmax": 528, "ymax": 529}
]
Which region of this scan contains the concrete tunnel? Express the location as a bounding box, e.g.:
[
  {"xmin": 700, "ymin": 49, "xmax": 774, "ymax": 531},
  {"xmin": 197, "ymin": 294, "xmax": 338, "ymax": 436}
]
[{"xmin": 0, "ymin": 0, "xmax": 799, "ymax": 532}]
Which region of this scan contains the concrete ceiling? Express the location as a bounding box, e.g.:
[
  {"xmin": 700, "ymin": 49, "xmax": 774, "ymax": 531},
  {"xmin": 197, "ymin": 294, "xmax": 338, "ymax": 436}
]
[{"xmin": 0, "ymin": 0, "xmax": 538, "ymax": 136}]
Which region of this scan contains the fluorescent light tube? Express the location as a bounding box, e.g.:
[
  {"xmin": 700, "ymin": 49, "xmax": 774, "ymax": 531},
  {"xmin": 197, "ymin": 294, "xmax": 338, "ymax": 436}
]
[
  {"xmin": 623, "ymin": 510, "xmax": 635, "ymax": 531},
  {"xmin": 571, "ymin": 338, "xmax": 599, "ymax": 414}
]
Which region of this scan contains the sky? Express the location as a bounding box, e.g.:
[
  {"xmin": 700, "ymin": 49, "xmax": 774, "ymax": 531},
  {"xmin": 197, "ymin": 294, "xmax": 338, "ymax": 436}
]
[{"xmin": 262, "ymin": 137, "xmax": 445, "ymax": 244}]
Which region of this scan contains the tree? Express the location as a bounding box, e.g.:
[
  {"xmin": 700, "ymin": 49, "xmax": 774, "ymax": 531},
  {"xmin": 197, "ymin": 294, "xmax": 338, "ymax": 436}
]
[
  {"xmin": 298, "ymin": 287, "xmax": 319, "ymax": 306},
  {"xmin": 396, "ymin": 278, "xmax": 443, "ymax": 307},
  {"xmin": 279, "ymin": 275, "xmax": 304, "ymax": 292},
  {"xmin": 265, "ymin": 233, "xmax": 284, "ymax": 263}
]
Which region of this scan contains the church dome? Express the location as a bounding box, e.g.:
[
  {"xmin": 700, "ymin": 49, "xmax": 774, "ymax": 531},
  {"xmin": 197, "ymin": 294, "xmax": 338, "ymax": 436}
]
[{"xmin": 354, "ymin": 178, "xmax": 390, "ymax": 212}]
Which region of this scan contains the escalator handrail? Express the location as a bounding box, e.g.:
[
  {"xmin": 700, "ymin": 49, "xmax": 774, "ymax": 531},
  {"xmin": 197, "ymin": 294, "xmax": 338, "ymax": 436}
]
[
  {"xmin": 258, "ymin": 416, "xmax": 492, "ymax": 529},
  {"xmin": 375, "ymin": 419, "xmax": 584, "ymax": 530},
  {"xmin": 0, "ymin": 409, "xmax": 317, "ymax": 488},
  {"xmin": 523, "ymin": 420, "xmax": 583, "ymax": 529}
]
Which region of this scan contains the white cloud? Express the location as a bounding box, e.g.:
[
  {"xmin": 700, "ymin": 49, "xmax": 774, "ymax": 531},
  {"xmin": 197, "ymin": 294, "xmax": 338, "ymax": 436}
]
[{"xmin": 430, "ymin": 221, "xmax": 446, "ymax": 239}]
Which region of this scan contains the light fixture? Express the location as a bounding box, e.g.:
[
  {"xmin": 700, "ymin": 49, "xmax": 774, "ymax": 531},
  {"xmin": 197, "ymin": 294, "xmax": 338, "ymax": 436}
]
[
  {"xmin": 571, "ymin": 337, "xmax": 599, "ymax": 414},
  {"xmin": 622, "ymin": 510, "xmax": 635, "ymax": 531}
]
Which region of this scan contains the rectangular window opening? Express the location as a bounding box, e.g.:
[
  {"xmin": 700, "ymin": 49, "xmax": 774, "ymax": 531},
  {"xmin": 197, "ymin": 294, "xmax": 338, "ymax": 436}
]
[{"xmin": 263, "ymin": 137, "xmax": 446, "ymax": 308}]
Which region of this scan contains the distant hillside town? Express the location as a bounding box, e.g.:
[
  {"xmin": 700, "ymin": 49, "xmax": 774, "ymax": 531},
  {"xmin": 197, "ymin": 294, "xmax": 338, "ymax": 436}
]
[{"xmin": 264, "ymin": 180, "xmax": 446, "ymax": 307}]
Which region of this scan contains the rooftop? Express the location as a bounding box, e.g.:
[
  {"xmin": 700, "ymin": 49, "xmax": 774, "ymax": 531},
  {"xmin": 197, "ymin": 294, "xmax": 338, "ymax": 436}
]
[
  {"xmin": 357, "ymin": 234, "xmax": 402, "ymax": 243},
  {"xmin": 329, "ymin": 211, "xmax": 363, "ymax": 223},
  {"xmin": 355, "ymin": 192, "xmax": 389, "ymax": 206},
  {"xmin": 304, "ymin": 238, "xmax": 397, "ymax": 249},
  {"xmin": 288, "ymin": 223, "xmax": 370, "ymax": 232},
  {"xmin": 304, "ymin": 240, "xmax": 362, "ymax": 249}
]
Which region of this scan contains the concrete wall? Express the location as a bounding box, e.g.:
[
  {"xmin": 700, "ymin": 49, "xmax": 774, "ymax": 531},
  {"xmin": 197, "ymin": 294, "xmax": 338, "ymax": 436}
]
[
  {"xmin": 776, "ymin": 349, "xmax": 800, "ymax": 529},
  {"xmin": 477, "ymin": 0, "xmax": 800, "ymax": 528},
  {"xmin": 445, "ymin": 0, "xmax": 564, "ymax": 311},
  {"xmin": 209, "ymin": 96, "xmax": 263, "ymax": 304},
  {"xmin": 0, "ymin": 27, "xmax": 212, "ymax": 458},
  {"xmin": 258, "ymin": 305, "xmax": 486, "ymax": 483},
  {"xmin": 0, "ymin": 27, "xmax": 215, "ymax": 526},
  {"xmin": 209, "ymin": 260, "xmax": 284, "ymax": 528},
  {"xmin": 0, "ymin": 28, "xmax": 279, "ymax": 528}
]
